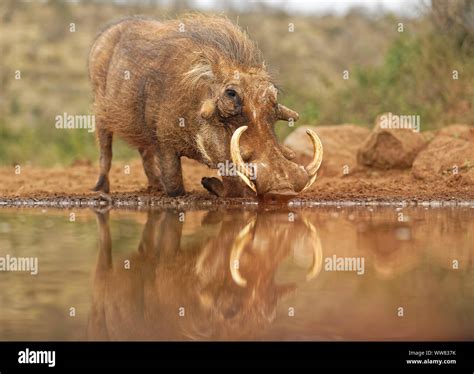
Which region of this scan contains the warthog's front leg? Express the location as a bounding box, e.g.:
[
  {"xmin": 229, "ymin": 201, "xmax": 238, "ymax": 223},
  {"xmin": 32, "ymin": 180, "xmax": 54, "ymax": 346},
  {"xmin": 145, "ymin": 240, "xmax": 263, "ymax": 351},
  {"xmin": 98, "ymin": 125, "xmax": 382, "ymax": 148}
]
[{"xmin": 157, "ymin": 149, "xmax": 185, "ymax": 196}]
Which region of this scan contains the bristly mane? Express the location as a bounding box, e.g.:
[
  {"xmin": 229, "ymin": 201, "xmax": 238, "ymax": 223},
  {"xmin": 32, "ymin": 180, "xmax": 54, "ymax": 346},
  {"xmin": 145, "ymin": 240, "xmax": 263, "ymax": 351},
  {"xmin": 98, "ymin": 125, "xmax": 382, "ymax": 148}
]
[{"xmin": 178, "ymin": 14, "xmax": 264, "ymax": 68}]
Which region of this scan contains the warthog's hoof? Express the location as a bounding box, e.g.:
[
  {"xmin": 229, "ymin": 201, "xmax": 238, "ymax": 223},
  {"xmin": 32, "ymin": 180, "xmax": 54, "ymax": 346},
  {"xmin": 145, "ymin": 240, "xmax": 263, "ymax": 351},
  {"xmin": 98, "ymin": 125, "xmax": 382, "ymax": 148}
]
[{"xmin": 92, "ymin": 174, "xmax": 110, "ymax": 194}]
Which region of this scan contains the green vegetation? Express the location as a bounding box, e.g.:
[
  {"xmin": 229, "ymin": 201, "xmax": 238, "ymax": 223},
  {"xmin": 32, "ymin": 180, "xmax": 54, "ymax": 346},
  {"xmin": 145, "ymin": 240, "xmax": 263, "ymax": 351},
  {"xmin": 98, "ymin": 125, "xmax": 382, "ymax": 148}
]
[
  {"xmin": 0, "ymin": 122, "xmax": 136, "ymax": 167},
  {"xmin": 326, "ymin": 25, "xmax": 474, "ymax": 127},
  {"xmin": 0, "ymin": 0, "xmax": 472, "ymax": 166}
]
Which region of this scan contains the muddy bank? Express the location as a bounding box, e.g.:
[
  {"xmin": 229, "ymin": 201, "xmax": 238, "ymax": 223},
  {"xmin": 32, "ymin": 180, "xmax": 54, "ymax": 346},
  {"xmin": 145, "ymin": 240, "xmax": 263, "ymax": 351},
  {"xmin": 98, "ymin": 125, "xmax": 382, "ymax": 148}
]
[
  {"xmin": 1, "ymin": 122, "xmax": 473, "ymax": 207},
  {"xmin": 0, "ymin": 159, "xmax": 472, "ymax": 208}
]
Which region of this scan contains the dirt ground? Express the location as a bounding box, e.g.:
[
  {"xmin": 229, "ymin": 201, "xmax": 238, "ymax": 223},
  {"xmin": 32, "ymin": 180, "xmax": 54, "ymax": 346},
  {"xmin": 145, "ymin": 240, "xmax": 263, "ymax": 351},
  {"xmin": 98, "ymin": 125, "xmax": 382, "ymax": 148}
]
[{"xmin": 1, "ymin": 156, "xmax": 473, "ymax": 206}]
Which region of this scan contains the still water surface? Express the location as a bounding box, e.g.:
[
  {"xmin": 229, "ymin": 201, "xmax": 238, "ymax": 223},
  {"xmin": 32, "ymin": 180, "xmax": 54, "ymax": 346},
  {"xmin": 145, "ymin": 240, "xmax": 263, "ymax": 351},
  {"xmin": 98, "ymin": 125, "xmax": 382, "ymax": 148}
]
[{"xmin": 0, "ymin": 206, "xmax": 472, "ymax": 341}]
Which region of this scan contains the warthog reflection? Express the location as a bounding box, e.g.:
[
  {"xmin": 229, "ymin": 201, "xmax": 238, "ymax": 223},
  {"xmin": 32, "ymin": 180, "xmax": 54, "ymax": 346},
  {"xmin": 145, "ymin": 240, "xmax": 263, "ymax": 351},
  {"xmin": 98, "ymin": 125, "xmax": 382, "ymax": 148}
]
[{"xmin": 88, "ymin": 209, "xmax": 322, "ymax": 340}]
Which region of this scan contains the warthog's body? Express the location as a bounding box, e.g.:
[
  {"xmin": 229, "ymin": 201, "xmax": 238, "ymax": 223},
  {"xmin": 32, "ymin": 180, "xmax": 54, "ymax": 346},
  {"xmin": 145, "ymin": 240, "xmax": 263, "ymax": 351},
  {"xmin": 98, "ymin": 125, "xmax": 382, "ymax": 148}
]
[{"xmin": 89, "ymin": 15, "xmax": 322, "ymax": 199}]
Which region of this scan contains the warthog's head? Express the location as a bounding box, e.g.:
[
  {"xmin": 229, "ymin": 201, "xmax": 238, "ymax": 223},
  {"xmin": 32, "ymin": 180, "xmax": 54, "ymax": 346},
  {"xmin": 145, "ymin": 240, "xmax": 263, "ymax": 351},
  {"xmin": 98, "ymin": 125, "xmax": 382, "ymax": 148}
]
[
  {"xmin": 182, "ymin": 17, "xmax": 323, "ymax": 201},
  {"xmin": 197, "ymin": 68, "xmax": 322, "ymax": 201}
]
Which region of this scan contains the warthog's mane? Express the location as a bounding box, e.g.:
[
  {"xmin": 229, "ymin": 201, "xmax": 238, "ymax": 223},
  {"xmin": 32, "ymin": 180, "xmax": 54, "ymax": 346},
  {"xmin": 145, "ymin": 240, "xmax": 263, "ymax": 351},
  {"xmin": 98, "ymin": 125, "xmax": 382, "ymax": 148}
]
[
  {"xmin": 176, "ymin": 14, "xmax": 268, "ymax": 86},
  {"xmin": 178, "ymin": 14, "xmax": 264, "ymax": 66},
  {"xmin": 91, "ymin": 14, "xmax": 268, "ymax": 89}
]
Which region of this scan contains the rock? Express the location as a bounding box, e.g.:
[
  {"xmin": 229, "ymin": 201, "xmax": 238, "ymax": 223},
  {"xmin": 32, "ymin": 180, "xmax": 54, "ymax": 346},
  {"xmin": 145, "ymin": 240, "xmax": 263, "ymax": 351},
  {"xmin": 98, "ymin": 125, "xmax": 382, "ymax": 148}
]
[
  {"xmin": 357, "ymin": 113, "xmax": 427, "ymax": 169},
  {"xmin": 284, "ymin": 124, "xmax": 370, "ymax": 177},
  {"xmin": 412, "ymin": 126, "xmax": 474, "ymax": 183},
  {"xmin": 436, "ymin": 124, "xmax": 474, "ymax": 142}
]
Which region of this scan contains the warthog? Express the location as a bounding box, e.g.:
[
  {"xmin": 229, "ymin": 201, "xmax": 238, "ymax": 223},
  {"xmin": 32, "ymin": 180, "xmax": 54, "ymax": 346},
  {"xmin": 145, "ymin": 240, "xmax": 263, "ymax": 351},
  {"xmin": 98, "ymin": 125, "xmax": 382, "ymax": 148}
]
[
  {"xmin": 89, "ymin": 15, "xmax": 322, "ymax": 200},
  {"xmin": 88, "ymin": 209, "xmax": 322, "ymax": 340}
]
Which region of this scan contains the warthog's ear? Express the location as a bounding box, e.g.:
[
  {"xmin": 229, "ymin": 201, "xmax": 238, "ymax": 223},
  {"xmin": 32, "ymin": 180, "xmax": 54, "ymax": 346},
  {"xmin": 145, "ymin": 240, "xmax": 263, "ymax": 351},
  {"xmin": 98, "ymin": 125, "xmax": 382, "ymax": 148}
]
[
  {"xmin": 278, "ymin": 104, "xmax": 299, "ymax": 122},
  {"xmin": 199, "ymin": 99, "xmax": 216, "ymax": 120}
]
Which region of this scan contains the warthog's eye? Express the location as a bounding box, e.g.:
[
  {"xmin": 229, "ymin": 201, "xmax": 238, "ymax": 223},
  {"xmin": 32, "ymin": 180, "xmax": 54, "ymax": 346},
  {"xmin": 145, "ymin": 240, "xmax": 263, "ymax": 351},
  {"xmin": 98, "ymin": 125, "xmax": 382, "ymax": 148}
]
[
  {"xmin": 225, "ymin": 88, "xmax": 237, "ymax": 98},
  {"xmin": 218, "ymin": 87, "xmax": 242, "ymax": 117}
]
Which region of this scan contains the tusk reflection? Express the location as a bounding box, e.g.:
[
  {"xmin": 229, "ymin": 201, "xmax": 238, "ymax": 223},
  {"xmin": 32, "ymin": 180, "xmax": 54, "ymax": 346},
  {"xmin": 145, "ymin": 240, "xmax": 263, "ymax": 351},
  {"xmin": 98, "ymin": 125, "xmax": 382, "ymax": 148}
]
[
  {"xmin": 229, "ymin": 218, "xmax": 256, "ymax": 287},
  {"xmin": 302, "ymin": 216, "xmax": 323, "ymax": 281}
]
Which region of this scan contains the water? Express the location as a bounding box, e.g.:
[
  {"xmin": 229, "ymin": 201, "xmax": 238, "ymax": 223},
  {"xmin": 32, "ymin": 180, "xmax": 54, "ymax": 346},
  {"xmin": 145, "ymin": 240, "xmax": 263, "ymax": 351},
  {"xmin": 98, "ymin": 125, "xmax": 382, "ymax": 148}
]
[{"xmin": 0, "ymin": 206, "xmax": 472, "ymax": 341}]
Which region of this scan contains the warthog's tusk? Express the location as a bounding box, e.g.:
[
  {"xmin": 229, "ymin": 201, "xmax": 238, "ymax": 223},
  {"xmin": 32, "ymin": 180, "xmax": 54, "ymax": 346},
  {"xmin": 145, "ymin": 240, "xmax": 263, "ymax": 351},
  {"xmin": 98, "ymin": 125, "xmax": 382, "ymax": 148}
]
[
  {"xmin": 229, "ymin": 219, "xmax": 255, "ymax": 287},
  {"xmin": 301, "ymin": 129, "xmax": 323, "ymax": 193},
  {"xmin": 230, "ymin": 126, "xmax": 257, "ymax": 193}
]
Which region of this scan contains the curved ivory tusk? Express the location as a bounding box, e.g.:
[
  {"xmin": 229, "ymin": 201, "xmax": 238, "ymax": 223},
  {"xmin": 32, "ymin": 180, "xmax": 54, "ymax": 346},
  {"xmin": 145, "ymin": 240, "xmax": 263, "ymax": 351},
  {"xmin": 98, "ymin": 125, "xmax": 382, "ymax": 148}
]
[
  {"xmin": 229, "ymin": 219, "xmax": 255, "ymax": 287},
  {"xmin": 230, "ymin": 126, "xmax": 257, "ymax": 193},
  {"xmin": 278, "ymin": 104, "xmax": 299, "ymax": 122},
  {"xmin": 302, "ymin": 216, "xmax": 323, "ymax": 281},
  {"xmin": 301, "ymin": 129, "xmax": 323, "ymax": 193}
]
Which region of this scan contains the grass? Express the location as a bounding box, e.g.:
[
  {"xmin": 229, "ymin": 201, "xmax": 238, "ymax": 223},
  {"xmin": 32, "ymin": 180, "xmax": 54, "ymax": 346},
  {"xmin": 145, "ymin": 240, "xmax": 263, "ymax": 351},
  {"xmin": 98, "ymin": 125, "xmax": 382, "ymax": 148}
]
[
  {"xmin": 328, "ymin": 30, "xmax": 474, "ymax": 129},
  {"xmin": 0, "ymin": 120, "xmax": 136, "ymax": 167}
]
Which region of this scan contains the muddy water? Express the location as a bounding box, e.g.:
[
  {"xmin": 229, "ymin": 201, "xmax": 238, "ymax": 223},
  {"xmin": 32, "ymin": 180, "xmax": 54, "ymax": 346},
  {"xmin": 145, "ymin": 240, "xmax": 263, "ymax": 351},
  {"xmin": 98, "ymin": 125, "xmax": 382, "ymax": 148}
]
[{"xmin": 0, "ymin": 206, "xmax": 472, "ymax": 341}]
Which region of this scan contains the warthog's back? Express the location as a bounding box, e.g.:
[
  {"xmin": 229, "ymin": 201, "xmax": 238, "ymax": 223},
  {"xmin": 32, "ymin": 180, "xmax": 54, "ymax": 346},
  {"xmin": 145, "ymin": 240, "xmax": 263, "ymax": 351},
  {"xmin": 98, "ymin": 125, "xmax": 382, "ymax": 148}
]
[{"xmin": 89, "ymin": 17, "xmax": 165, "ymax": 97}]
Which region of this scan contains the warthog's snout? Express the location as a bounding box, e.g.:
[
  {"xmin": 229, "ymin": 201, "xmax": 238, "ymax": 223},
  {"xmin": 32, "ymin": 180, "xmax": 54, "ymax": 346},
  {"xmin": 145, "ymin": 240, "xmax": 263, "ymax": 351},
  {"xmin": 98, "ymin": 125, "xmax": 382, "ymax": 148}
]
[
  {"xmin": 262, "ymin": 189, "xmax": 298, "ymax": 203},
  {"xmin": 230, "ymin": 126, "xmax": 323, "ymax": 201}
]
